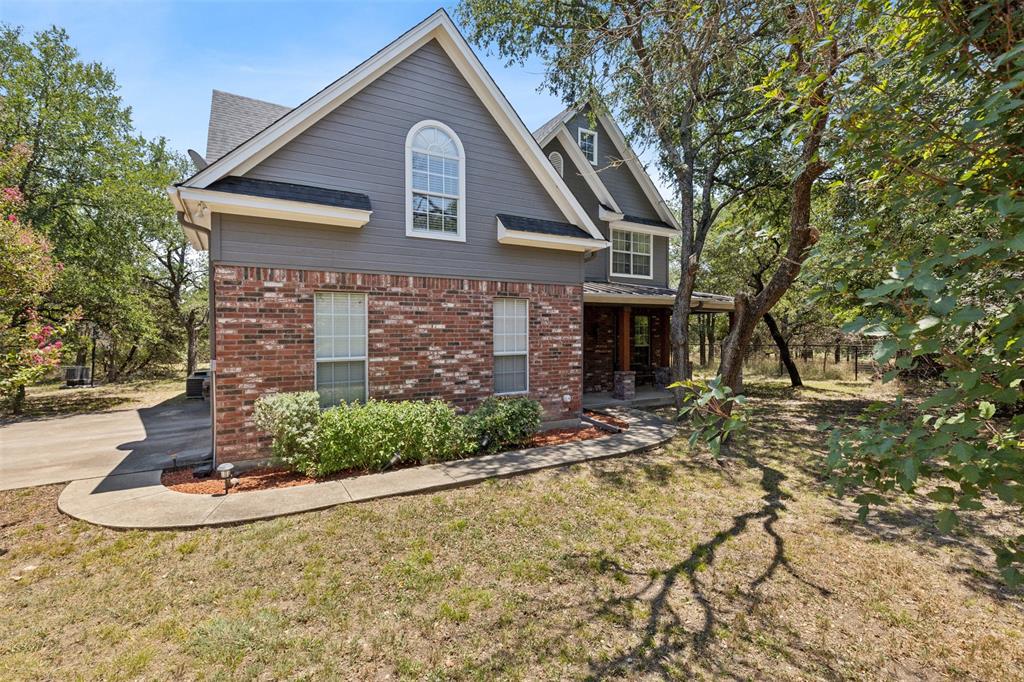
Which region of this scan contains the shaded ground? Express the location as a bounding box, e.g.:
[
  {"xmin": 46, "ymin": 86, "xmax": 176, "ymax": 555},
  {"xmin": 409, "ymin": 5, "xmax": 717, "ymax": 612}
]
[
  {"xmin": 0, "ymin": 394, "xmax": 210, "ymax": 491},
  {"xmin": 1, "ymin": 379, "xmax": 1021, "ymax": 680},
  {"xmin": 2, "ymin": 378, "xmax": 186, "ymax": 423}
]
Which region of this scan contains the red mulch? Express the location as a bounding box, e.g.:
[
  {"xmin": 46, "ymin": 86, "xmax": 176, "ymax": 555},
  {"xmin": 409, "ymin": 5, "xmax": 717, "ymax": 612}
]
[{"xmin": 164, "ymin": 410, "xmax": 628, "ymax": 495}]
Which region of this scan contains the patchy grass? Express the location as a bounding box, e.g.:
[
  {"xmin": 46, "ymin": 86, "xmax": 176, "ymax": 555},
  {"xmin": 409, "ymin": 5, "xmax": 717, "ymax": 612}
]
[
  {"xmin": 1, "ymin": 379, "xmax": 1021, "ymax": 679},
  {"xmin": 4, "ymin": 378, "xmax": 186, "ymax": 422}
]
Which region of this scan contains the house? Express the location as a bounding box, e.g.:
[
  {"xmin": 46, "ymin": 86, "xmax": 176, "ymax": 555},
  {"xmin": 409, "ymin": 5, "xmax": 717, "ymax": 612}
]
[{"xmin": 168, "ymin": 9, "xmax": 733, "ymax": 465}]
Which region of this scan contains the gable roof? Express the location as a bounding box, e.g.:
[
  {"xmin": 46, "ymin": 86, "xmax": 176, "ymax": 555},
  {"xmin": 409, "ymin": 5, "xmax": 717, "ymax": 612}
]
[
  {"xmin": 206, "ymin": 91, "xmax": 291, "ymax": 162},
  {"xmin": 179, "ymin": 9, "xmax": 602, "ymax": 241},
  {"xmin": 209, "ymin": 176, "xmax": 371, "ymax": 211},
  {"xmin": 533, "ymin": 107, "xmax": 680, "ymax": 231}
]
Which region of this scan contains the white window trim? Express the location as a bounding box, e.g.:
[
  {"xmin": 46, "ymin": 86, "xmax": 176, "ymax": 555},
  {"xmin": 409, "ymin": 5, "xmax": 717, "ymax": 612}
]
[
  {"xmin": 493, "ymin": 297, "xmax": 530, "ymax": 395},
  {"xmin": 609, "ymin": 228, "xmax": 654, "ymax": 280},
  {"xmin": 577, "ymin": 127, "xmax": 598, "ymax": 165},
  {"xmin": 405, "ymin": 119, "xmax": 466, "ymax": 243},
  {"xmin": 313, "ymin": 292, "xmax": 369, "ymax": 405}
]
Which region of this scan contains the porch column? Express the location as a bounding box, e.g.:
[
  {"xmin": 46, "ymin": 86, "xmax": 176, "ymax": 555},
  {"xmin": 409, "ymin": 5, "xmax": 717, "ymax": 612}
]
[
  {"xmin": 613, "ymin": 306, "xmax": 635, "ymax": 400},
  {"xmin": 617, "ymin": 306, "xmax": 631, "ymax": 371},
  {"xmin": 660, "ymin": 309, "xmax": 670, "ymax": 366}
]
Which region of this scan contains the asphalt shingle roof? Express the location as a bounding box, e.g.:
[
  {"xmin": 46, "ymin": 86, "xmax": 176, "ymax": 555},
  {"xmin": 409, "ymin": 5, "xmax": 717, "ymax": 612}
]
[
  {"xmin": 205, "ymin": 90, "xmax": 291, "ymax": 162},
  {"xmin": 208, "ymin": 176, "xmax": 372, "ymax": 211},
  {"xmin": 497, "ymin": 213, "xmax": 595, "ymax": 240},
  {"xmin": 583, "ymin": 281, "xmax": 733, "ymax": 304}
]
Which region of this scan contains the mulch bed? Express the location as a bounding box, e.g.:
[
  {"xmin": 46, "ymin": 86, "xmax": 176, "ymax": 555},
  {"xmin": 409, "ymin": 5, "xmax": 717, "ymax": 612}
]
[{"xmin": 162, "ymin": 410, "xmax": 628, "ymax": 496}]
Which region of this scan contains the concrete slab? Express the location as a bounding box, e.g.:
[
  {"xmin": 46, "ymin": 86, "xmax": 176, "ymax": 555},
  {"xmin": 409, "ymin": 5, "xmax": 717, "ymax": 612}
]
[
  {"xmin": 205, "ymin": 481, "xmax": 353, "ymax": 525},
  {"xmin": 1, "ymin": 397, "xmax": 210, "ymax": 490},
  {"xmin": 343, "ymin": 464, "xmax": 459, "ymax": 502}
]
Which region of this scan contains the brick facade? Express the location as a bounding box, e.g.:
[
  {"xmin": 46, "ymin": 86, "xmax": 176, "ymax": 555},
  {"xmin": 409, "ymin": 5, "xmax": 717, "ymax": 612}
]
[
  {"xmin": 212, "ymin": 265, "xmax": 583, "ymax": 462},
  {"xmin": 583, "ymin": 305, "xmax": 617, "ymax": 393}
]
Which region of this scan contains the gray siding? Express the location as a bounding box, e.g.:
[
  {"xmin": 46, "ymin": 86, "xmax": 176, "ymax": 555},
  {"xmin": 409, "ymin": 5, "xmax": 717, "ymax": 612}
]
[
  {"xmin": 216, "ymin": 39, "xmax": 582, "ymax": 284},
  {"xmin": 545, "ymin": 137, "xmax": 669, "ymax": 287},
  {"xmin": 566, "ymin": 110, "xmax": 662, "ymax": 221}
]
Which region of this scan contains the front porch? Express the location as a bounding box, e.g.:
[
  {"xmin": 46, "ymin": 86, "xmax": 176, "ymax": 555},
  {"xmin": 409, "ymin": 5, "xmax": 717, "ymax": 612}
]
[{"xmin": 581, "ymin": 282, "xmax": 734, "ymax": 404}]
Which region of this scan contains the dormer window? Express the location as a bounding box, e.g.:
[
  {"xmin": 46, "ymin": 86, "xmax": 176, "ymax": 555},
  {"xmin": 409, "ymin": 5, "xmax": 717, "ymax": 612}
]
[
  {"xmin": 406, "ymin": 120, "xmax": 466, "ymax": 242},
  {"xmin": 577, "ymin": 127, "xmax": 597, "ymax": 165}
]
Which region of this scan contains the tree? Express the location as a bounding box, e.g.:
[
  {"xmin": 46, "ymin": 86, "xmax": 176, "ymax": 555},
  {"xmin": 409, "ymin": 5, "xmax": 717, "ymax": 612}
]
[
  {"xmin": 0, "ymin": 143, "xmax": 75, "ymax": 412},
  {"xmin": 457, "ymin": 0, "xmax": 779, "ymax": 398},
  {"xmin": 0, "ymin": 24, "xmax": 207, "ymax": 381},
  {"xmin": 822, "ymin": 0, "xmax": 1024, "ymax": 585}
]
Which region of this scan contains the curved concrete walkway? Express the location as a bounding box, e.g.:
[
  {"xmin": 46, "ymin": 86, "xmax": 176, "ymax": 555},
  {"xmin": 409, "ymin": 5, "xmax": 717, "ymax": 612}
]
[{"xmin": 58, "ymin": 409, "xmax": 675, "ymax": 530}]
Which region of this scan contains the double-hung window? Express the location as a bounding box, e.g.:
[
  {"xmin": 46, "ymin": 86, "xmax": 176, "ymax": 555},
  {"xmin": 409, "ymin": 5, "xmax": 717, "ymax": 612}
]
[
  {"xmin": 406, "ymin": 120, "xmax": 465, "ymax": 241},
  {"xmin": 578, "ymin": 127, "xmax": 598, "ymax": 165},
  {"xmin": 314, "ymin": 292, "xmax": 367, "ymax": 407},
  {"xmin": 493, "ymin": 298, "xmax": 528, "ymax": 394},
  {"xmin": 611, "ymin": 229, "xmax": 652, "ymax": 278}
]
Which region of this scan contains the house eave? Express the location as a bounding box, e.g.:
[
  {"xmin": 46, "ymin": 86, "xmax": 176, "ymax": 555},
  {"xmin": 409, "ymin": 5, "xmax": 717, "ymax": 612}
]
[
  {"xmin": 496, "ymin": 218, "xmax": 608, "ymax": 253},
  {"xmin": 170, "ymin": 185, "xmax": 373, "ymax": 231},
  {"xmin": 583, "ymin": 293, "xmax": 734, "ymax": 311}
]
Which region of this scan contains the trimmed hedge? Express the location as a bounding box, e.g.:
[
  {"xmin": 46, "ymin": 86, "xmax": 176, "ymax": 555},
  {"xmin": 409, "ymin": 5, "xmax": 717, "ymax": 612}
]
[
  {"xmin": 251, "ymin": 393, "xmax": 543, "ymax": 477},
  {"xmin": 466, "ymin": 396, "xmax": 543, "ymax": 454}
]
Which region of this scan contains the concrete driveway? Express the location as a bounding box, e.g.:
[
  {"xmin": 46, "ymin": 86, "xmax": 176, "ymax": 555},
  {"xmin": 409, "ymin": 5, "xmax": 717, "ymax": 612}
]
[{"xmin": 0, "ymin": 397, "xmax": 210, "ymax": 491}]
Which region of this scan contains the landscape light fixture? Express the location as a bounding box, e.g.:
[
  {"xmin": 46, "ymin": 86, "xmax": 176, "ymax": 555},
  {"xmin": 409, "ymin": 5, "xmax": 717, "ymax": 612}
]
[{"xmin": 216, "ymin": 463, "xmax": 235, "ymax": 496}]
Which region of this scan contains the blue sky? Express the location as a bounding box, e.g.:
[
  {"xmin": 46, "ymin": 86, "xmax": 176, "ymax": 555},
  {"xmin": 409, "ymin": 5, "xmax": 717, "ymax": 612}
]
[{"xmin": 4, "ymin": 0, "xmax": 564, "ymax": 158}]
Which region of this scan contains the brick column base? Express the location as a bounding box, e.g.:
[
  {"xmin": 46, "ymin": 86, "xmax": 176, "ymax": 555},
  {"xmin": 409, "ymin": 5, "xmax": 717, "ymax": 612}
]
[{"xmin": 613, "ymin": 371, "xmax": 636, "ymax": 400}]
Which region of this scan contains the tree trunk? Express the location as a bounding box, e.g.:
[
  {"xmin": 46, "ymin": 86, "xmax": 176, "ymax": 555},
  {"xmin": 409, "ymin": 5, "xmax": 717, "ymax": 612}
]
[
  {"xmin": 11, "ymin": 384, "xmax": 26, "ymax": 414},
  {"xmin": 707, "ymin": 315, "xmax": 715, "ymax": 364},
  {"xmin": 764, "ymin": 312, "xmax": 802, "ymax": 387}
]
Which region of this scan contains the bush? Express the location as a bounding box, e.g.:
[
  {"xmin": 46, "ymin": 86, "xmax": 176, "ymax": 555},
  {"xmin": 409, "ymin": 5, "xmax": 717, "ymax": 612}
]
[
  {"xmin": 314, "ymin": 399, "xmax": 472, "ymax": 476},
  {"xmin": 251, "ymin": 392, "xmax": 320, "ymax": 472},
  {"xmin": 466, "ymin": 396, "xmax": 542, "ymax": 454}
]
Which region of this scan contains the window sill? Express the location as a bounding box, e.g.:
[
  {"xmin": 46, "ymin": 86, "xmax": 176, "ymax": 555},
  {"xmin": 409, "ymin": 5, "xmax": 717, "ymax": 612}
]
[{"xmin": 405, "ymin": 228, "xmax": 466, "ymax": 243}]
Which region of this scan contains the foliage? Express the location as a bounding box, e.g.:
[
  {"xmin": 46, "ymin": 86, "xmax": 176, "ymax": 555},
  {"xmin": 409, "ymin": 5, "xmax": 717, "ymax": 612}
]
[
  {"xmin": 821, "ymin": 1, "xmax": 1024, "ymax": 584},
  {"xmin": 465, "ymin": 396, "xmax": 542, "ymax": 454},
  {"xmin": 251, "ymin": 392, "xmax": 321, "ymax": 472},
  {"xmin": 671, "ymin": 376, "xmax": 747, "ymax": 456},
  {"xmin": 0, "ymin": 24, "xmax": 206, "ymax": 381},
  {"xmin": 315, "ymin": 399, "xmax": 473, "ymax": 476},
  {"xmin": 457, "ymin": 0, "xmax": 781, "ymax": 382},
  {"xmin": 0, "ymin": 143, "xmax": 76, "ymax": 411}
]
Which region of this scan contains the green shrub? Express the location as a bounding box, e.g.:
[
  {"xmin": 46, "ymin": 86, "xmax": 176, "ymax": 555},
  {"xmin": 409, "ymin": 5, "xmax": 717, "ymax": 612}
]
[
  {"xmin": 251, "ymin": 391, "xmax": 320, "ymax": 472},
  {"xmin": 314, "ymin": 399, "xmax": 472, "ymax": 476},
  {"xmin": 466, "ymin": 396, "xmax": 542, "ymax": 454}
]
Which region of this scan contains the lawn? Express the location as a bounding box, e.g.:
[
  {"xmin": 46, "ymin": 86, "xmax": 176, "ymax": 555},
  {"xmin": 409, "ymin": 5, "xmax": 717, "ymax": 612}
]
[
  {"xmin": 1, "ymin": 379, "xmax": 1021, "ymax": 680},
  {"xmin": 3, "ymin": 377, "xmax": 186, "ymax": 422}
]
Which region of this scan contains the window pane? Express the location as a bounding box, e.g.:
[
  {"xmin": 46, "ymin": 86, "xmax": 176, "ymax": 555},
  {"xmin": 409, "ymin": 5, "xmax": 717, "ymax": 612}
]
[
  {"xmin": 494, "ymin": 355, "xmax": 527, "ymax": 394},
  {"xmin": 412, "ymin": 171, "xmax": 428, "ymax": 191},
  {"xmin": 443, "ymin": 216, "xmax": 458, "ymax": 233},
  {"xmin": 633, "ymin": 254, "xmax": 651, "ymax": 276},
  {"xmin": 428, "ymin": 213, "xmax": 442, "ymax": 231},
  {"xmin": 315, "ymin": 292, "xmax": 367, "ymax": 362},
  {"xmin": 316, "ymin": 360, "xmax": 366, "ymax": 407},
  {"xmin": 633, "ymin": 233, "xmax": 651, "ymax": 254},
  {"xmin": 612, "ymin": 252, "xmax": 631, "ymax": 274}
]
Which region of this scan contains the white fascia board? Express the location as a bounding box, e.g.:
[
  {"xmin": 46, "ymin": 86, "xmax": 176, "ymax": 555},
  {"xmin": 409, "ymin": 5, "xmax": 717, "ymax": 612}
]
[
  {"xmin": 584, "ymin": 293, "xmax": 734, "ymax": 311},
  {"xmin": 608, "ymin": 219, "xmax": 679, "ymax": 238},
  {"xmin": 176, "ymin": 186, "xmax": 372, "ymax": 229},
  {"xmin": 597, "ymin": 113, "xmax": 681, "ymax": 230},
  {"xmin": 534, "ymin": 109, "xmax": 576, "ymax": 147},
  {"xmin": 555, "ymin": 128, "xmax": 621, "ymax": 214},
  {"xmin": 183, "ymin": 10, "xmax": 602, "ymax": 241},
  {"xmin": 497, "ymin": 217, "xmax": 609, "ymax": 253}
]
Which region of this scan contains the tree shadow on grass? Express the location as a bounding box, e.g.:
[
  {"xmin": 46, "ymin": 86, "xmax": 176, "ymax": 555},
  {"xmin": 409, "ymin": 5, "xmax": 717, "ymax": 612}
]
[{"xmin": 577, "ymin": 448, "xmax": 835, "ymax": 680}]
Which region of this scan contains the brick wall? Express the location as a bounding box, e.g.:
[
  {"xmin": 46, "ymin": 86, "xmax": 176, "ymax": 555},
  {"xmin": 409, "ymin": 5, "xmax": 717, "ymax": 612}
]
[
  {"xmin": 583, "ymin": 305, "xmax": 616, "ymax": 393},
  {"xmin": 212, "ymin": 265, "xmax": 583, "ymax": 462}
]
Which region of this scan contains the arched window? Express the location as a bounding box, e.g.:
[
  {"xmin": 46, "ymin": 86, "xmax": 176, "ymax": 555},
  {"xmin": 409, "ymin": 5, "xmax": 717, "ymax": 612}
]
[
  {"xmin": 548, "ymin": 151, "xmax": 564, "ymax": 178},
  {"xmin": 406, "ymin": 120, "xmax": 466, "ymax": 241}
]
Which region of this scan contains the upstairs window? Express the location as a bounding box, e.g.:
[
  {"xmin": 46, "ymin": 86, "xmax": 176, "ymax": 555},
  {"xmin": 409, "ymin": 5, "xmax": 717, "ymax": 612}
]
[
  {"xmin": 577, "ymin": 127, "xmax": 598, "ymax": 165},
  {"xmin": 406, "ymin": 120, "xmax": 465, "ymax": 241},
  {"xmin": 611, "ymin": 229, "xmax": 652, "ymax": 278}
]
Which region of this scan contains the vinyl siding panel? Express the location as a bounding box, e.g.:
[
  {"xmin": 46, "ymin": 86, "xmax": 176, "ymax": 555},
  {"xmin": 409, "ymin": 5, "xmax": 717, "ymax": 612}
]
[
  {"xmin": 566, "ymin": 111, "xmax": 663, "ymax": 221},
  {"xmin": 545, "ymin": 137, "xmax": 668, "ymax": 287},
  {"xmin": 219, "ymin": 39, "xmax": 583, "ymax": 284}
]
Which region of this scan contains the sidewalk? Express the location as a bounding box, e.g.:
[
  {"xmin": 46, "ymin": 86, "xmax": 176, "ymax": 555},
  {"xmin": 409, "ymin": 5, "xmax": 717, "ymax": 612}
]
[{"xmin": 58, "ymin": 409, "xmax": 675, "ymax": 529}]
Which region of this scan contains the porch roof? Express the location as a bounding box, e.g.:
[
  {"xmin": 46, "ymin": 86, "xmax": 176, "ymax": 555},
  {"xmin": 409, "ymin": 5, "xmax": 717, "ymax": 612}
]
[{"xmin": 583, "ymin": 281, "xmax": 734, "ymax": 311}]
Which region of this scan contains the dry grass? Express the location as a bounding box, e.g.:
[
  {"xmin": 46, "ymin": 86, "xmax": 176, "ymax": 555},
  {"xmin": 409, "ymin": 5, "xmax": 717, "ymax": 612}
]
[
  {"xmin": 4, "ymin": 378, "xmax": 185, "ymax": 423},
  {"xmin": 1, "ymin": 379, "xmax": 1021, "ymax": 680}
]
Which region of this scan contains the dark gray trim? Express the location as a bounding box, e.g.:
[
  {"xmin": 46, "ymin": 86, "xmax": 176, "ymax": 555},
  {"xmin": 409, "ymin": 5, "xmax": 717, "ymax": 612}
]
[
  {"xmin": 208, "ymin": 176, "xmax": 372, "ymax": 211},
  {"xmin": 497, "ymin": 213, "xmax": 594, "ymax": 240}
]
